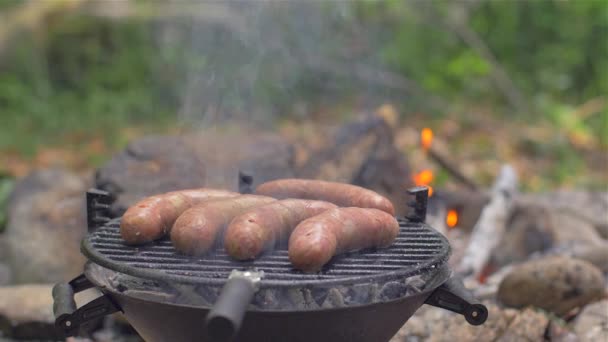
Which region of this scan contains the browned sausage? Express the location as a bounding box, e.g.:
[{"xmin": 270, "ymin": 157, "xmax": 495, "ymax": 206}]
[
  {"xmin": 288, "ymin": 207, "xmax": 399, "ymax": 272},
  {"xmin": 171, "ymin": 195, "xmax": 276, "ymax": 256},
  {"xmin": 224, "ymin": 199, "xmax": 337, "ymax": 260},
  {"xmin": 120, "ymin": 189, "xmax": 239, "ymax": 245},
  {"xmin": 255, "ymin": 179, "xmax": 395, "ymax": 215}
]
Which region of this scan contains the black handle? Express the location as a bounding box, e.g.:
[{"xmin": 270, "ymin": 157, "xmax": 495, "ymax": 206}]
[
  {"xmin": 52, "ymin": 283, "xmax": 77, "ymax": 330},
  {"xmin": 52, "ymin": 274, "xmax": 120, "ymax": 337},
  {"xmin": 205, "ymin": 276, "xmax": 257, "ymax": 342},
  {"xmin": 425, "ymin": 276, "xmax": 488, "ymax": 325}
]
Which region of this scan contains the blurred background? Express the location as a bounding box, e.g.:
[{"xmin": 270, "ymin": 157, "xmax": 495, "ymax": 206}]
[{"xmin": 0, "ymin": 1, "xmax": 607, "ymax": 341}]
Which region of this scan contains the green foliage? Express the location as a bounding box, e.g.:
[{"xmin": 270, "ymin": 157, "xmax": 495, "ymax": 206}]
[{"xmin": 0, "ymin": 15, "xmax": 181, "ymax": 155}]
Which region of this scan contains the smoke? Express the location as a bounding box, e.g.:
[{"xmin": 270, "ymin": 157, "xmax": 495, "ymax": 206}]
[{"xmin": 155, "ymin": 1, "xmax": 394, "ymax": 128}]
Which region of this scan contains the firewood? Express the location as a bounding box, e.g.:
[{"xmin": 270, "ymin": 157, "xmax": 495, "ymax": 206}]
[{"xmin": 457, "ymin": 165, "xmax": 518, "ymax": 277}]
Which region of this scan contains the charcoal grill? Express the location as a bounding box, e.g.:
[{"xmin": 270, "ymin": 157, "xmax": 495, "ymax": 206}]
[{"xmin": 53, "ymin": 185, "xmax": 487, "ymax": 342}]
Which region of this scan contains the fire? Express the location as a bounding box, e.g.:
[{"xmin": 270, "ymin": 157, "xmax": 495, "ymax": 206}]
[
  {"xmin": 412, "ymin": 169, "xmax": 434, "ymax": 196},
  {"xmin": 446, "ymin": 209, "xmax": 459, "ymax": 228},
  {"xmin": 421, "ymin": 128, "xmax": 434, "ymax": 152}
]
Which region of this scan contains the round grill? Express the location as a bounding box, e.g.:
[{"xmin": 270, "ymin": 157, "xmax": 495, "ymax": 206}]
[{"xmin": 82, "ymin": 217, "xmax": 450, "ymax": 288}]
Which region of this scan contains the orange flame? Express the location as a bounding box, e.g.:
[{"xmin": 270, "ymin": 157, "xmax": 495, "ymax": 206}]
[
  {"xmin": 412, "ymin": 170, "xmax": 434, "ymax": 196},
  {"xmin": 421, "ymin": 128, "xmax": 434, "ymax": 152},
  {"xmin": 446, "ymin": 209, "xmax": 459, "ymax": 228}
]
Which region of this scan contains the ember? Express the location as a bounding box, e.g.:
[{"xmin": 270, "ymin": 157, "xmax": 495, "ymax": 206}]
[{"xmin": 446, "ymin": 209, "xmax": 459, "ymax": 228}]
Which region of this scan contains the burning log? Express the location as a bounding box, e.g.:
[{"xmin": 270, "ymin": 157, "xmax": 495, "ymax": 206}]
[
  {"xmin": 420, "ymin": 128, "xmax": 478, "ymax": 192},
  {"xmin": 457, "ymin": 165, "xmax": 518, "ymax": 278}
]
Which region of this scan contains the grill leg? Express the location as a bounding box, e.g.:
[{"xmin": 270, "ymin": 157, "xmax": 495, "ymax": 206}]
[
  {"xmin": 424, "ymin": 276, "xmax": 488, "ymax": 325},
  {"xmin": 52, "ymin": 274, "xmax": 121, "ymax": 337}
]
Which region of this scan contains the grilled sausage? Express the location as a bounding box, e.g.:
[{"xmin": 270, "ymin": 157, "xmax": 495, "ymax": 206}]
[
  {"xmin": 255, "ymin": 179, "xmax": 395, "ymax": 215},
  {"xmin": 288, "ymin": 207, "xmax": 399, "ymax": 272},
  {"xmin": 224, "ymin": 199, "xmax": 338, "ymax": 260},
  {"xmin": 171, "ymin": 195, "xmax": 276, "ymax": 256},
  {"xmin": 120, "ymin": 189, "xmax": 239, "ymax": 245}
]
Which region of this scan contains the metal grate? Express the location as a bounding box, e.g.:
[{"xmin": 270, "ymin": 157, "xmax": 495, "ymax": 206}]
[{"xmin": 82, "ymin": 217, "xmax": 450, "ymax": 288}]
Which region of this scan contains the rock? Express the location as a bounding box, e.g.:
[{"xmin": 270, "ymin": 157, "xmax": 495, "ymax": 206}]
[
  {"xmin": 426, "ymin": 303, "xmax": 518, "ymax": 342},
  {"xmin": 5, "ymin": 168, "xmax": 88, "ymax": 283},
  {"xmin": 574, "ymin": 300, "xmax": 608, "ymax": 342},
  {"xmin": 568, "ymin": 242, "xmax": 608, "ymax": 273},
  {"xmin": 96, "ymin": 133, "xmax": 296, "ymax": 215},
  {"xmin": 0, "ymin": 263, "xmax": 11, "ymax": 286},
  {"xmin": 0, "ymin": 285, "xmax": 101, "ymax": 340},
  {"xmin": 95, "ymin": 135, "xmax": 207, "ymax": 215},
  {"xmin": 489, "ymin": 202, "xmax": 606, "ymax": 270},
  {"xmin": 390, "ymin": 303, "xmax": 520, "ymax": 342},
  {"xmin": 547, "ymin": 320, "xmax": 579, "ymax": 342},
  {"xmin": 518, "ymin": 191, "xmax": 608, "ymax": 239},
  {"xmin": 497, "ymin": 256, "xmax": 605, "ymax": 316},
  {"xmin": 185, "ymin": 131, "xmax": 296, "ymax": 191},
  {"xmin": 0, "ymin": 284, "xmax": 59, "ymax": 339},
  {"xmin": 495, "ymin": 308, "xmax": 548, "ymax": 342}
]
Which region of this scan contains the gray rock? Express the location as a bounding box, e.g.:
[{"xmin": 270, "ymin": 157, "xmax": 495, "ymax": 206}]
[
  {"xmin": 426, "ymin": 303, "xmax": 518, "ymax": 342},
  {"xmin": 495, "ymin": 308, "xmax": 549, "ymax": 342},
  {"xmin": 0, "ymin": 263, "xmax": 11, "ymax": 286},
  {"xmin": 518, "ymin": 191, "xmax": 608, "ymax": 239},
  {"xmin": 5, "ymin": 169, "xmax": 88, "ymax": 283},
  {"xmin": 489, "ymin": 202, "xmax": 606, "ymax": 270},
  {"xmin": 497, "ymin": 256, "xmax": 605, "ymax": 316},
  {"xmin": 569, "ymin": 242, "xmax": 608, "ymax": 273},
  {"xmin": 574, "ymin": 300, "xmax": 608, "ymax": 342},
  {"xmin": 185, "ymin": 132, "xmax": 296, "ymax": 191},
  {"xmin": 0, "ymin": 284, "xmax": 59, "ymax": 340},
  {"xmin": 95, "ymin": 133, "xmax": 296, "ymax": 215},
  {"xmin": 0, "ymin": 285, "xmax": 102, "ymax": 340},
  {"xmin": 95, "ymin": 135, "xmax": 207, "ymax": 215}
]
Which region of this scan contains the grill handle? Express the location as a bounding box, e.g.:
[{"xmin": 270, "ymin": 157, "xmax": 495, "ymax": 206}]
[
  {"xmin": 425, "ymin": 276, "xmax": 488, "ymax": 326},
  {"xmin": 52, "ymin": 274, "xmax": 120, "ymax": 337},
  {"xmin": 205, "ymin": 270, "xmax": 263, "ymax": 342}
]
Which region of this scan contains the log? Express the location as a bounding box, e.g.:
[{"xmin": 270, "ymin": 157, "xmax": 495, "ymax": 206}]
[{"xmin": 457, "ymin": 165, "xmax": 518, "ymax": 277}]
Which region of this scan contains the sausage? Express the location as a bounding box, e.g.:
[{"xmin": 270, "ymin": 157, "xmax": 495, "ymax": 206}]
[
  {"xmin": 288, "ymin": 207, "xmax": 399, "ymax": 272},
  {"xmin": 224, "ymin": 199, "xmax": 337, "ymax": 260},
  {"xmin": 254, "ymin": 179, "xmax": 395, "ymax": 215},
  {"xmin": 171, "ymin": 195, "xmax": 276, "ymax": 256},
  {"xmin": 120, "ymin": 189, "xmax": 239, "ymax": 245}
]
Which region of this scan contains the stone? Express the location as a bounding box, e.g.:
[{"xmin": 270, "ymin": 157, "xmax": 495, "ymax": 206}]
[
  {"xmin": 0, "ymin": 263, "xmax": 11, "ymax": 286},
  {"xmin": 495, "ymin": 308, "xmax": 549, "ymax": 342},
  {"xmin": 518, "ymin": 191, "xmax": 608, "ymax": 239},
  {"xmin": 547, "ymin": 320, "xmax": 579, "ymax": 342},
  {"xmin": 95, "ymin": 135, "xmax": 207, "ymax": 215},
  {"xmin": 0, "ymin": 285, "xmax": 102, "ymax": 340},
  {"xmin": 96, "ymin": 133, "xmax": 296, "ymax": 215},
  {"xmin": 568, "ymin": 242, "xmax": 608, "ymax": 273},
  {"xmin": 426, "ymin": 303, "xmax": 518, "ymax": 342},
  {"xmin": 5, "ymin": 168, "xmax": 89, "ymax": 283},
  {"xmin": 184, "ymin": 131, "xmax": 296, "ymax": 191},
  {"xmin": 497, "ymin": 256, "xmax": 605, "ymax": 316},
  {"xmin": 574, "ymin": 300, "xmax": 608, "ymax": 342},
  {"xmin": 489, "ymin": 202, "xmax": 606, "ymax": 271}
]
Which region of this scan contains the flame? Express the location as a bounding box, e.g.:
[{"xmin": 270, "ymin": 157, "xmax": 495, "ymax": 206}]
[
  {"xmin": 446, "ymin": 209, "xmax": 459, "ymax": 228},
  {"xmin": 412, "ymin": 170, "xmax": 434, "ymax": 196},
  {"xmin": 421, "ymin": 128, "xmax": 434, "ymax": 152}
]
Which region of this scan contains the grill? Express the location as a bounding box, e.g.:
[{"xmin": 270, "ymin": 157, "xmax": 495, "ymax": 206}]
[
  {"xmin": 82, "ymin": 217, "xmax": 449, "ymax": 287},
  {"xmin": 53, "ymin": 186, "xmax": 488, "ymax": 342}
]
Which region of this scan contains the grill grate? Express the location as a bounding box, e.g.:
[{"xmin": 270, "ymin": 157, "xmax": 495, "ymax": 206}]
[{"xmin": 82, "ymin": 217, "xmax": 450, "ymax": 287}]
